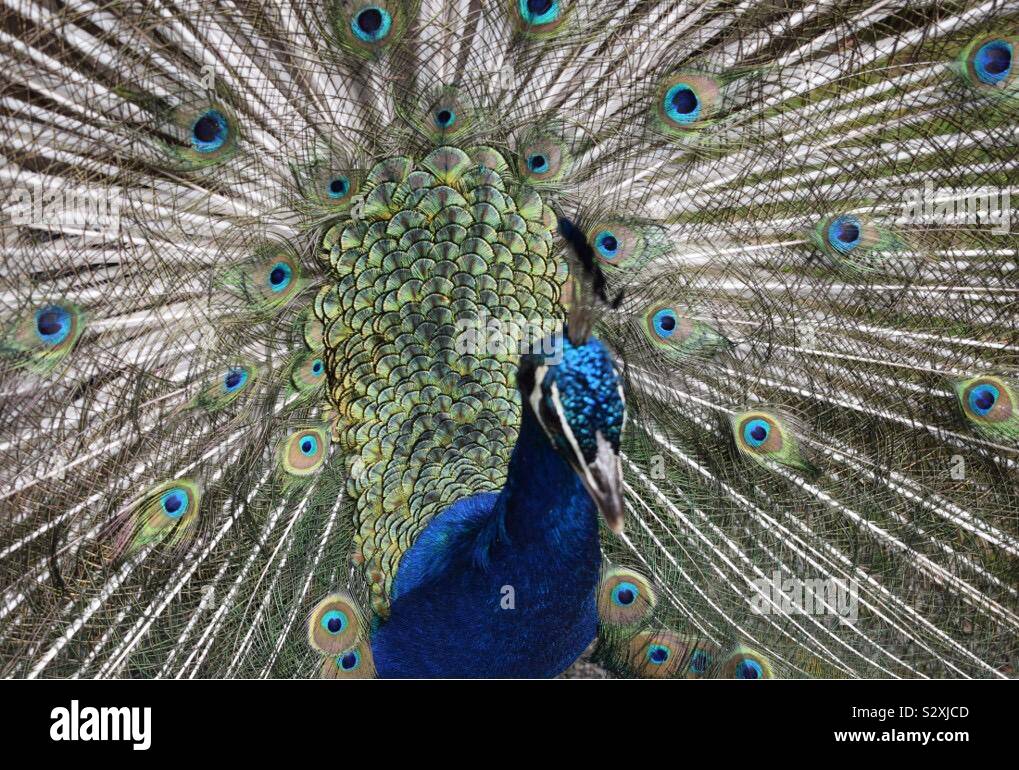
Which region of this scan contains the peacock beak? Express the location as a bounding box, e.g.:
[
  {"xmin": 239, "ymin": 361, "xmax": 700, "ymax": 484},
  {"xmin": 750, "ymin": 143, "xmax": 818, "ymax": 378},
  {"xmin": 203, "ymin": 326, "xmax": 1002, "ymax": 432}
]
[{"xmin": 577, "ymin": 431, "xmax": 625, "ymax": 534}]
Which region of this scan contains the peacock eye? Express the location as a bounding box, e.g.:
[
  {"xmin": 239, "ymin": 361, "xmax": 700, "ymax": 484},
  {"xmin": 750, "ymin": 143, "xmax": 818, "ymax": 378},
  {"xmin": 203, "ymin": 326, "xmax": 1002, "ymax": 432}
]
[
  {"xmin": 827, "ymin": 215, "xmax": 862, "ymax": 252},
  {"xmin": 351, "ymin": 5, "xmax": 392, "ymax": 43},
  {"xmin": 326, "ymin": 176, "xmax": 350, "ymax": 199},
  {"xmin": 190, "ymin": 109, "xmax": 229, "ymax": 153},
  {"xmin": 281, "ymin": 427, "xmax": 328, "ymax": 476},
  {"xmin": 968, "ymin": 383, "xmax": 999, "ymax": 416},
  {"xmin": 652, "ymin": 308, "xmax": 678, "ymax": 338},
  {"xmin": 160, "ymin": 488, "xmax": 190, "ymax": 519},
  {"xmin": 434, "ymin": 108, "xmax": 456, "ymax": 129},
  {"xmin": 595, "ymin": 230, "xmax": 619, "ymax": 259},
  {"xmin": 519, "ymin": 0, "xmax": 560, "ymax": 26},
  {"xmin": 527, "ymin": 153, "xmax": 548, "ymax": 173},
  {"xmin": 664, "ymin": 83, "xmax": 700, "ymax": 124},
  {"xmin": 223, "ymin": 366, "xmax": 249, "ymax": 393},
  {"xmin": 646, "ymin": 644, "xmax": 671, "ymax": 665},
  {"xmin": 338, "ymin": 650, "xmax": 360, "ymax": 670},
  {"xmin": 34, "ymin": 305, "xmax": 71, "ymax": 345},
  {"xmin": 734, "ymin": 659, "xmax": 763, "ymax": 679},
  {"xmin": 611, "ymin": 581, "xmax": 639, "ymax": 606},
  {"xmin": 268, "ymin": 261, "xmax": 293, "ymax": 292},
  {"xmin": 742, "ymin": 418, "xmax": 771, "ymax": 447},
  {"xmin": 975, "ymin": 39, "xmax": 1013, "ymax": 85},
  {"xmin": 311, "ymin": 359, "xmax": 324, "ymax": 376},
  {"xmin": 321, "ymin": 609, "xmax": 348, "ymax": 635}
]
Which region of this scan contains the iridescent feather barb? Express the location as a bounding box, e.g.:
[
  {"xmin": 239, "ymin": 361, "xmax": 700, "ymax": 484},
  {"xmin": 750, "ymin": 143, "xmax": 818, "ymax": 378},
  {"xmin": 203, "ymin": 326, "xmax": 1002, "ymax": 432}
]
[{"xmin": 0, "ymin": 1, "xmax": 1017, "ymax": 679}]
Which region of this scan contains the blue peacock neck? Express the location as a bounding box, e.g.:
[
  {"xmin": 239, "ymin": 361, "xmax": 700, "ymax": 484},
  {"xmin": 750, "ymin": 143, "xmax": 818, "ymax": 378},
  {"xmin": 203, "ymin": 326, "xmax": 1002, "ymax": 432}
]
[
  {"xmin": 374, "ymin": 394, "xmax": 603, "ymax": 677},
  {"xmin": 479, "ymin": 402, "xmax": 600, "ymax": 563}
]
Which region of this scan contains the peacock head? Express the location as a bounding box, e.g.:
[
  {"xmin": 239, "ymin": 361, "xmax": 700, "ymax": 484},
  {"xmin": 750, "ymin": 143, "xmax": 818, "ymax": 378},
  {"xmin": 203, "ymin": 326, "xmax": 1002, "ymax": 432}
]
[{"xmin": 517, "ymin": 334, "xmax": 626, "ymax": 533}]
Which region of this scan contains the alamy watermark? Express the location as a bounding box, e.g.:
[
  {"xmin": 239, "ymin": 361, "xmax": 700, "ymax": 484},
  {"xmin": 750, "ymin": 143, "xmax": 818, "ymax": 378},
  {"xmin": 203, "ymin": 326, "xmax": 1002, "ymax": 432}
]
[
  {"xmin": 898, "ymin": 182, "xmax": 1011, "ymax": 235},
  {"xmin": 454, "ymin": 310, "xmax": 564, "ymax": 363},
  {"xmin": 5, "ymin": 183, "xmax": 122, "ymax": 234},
  {"xmin": 750, "ymin": 571, "xmax": 859, "ymax": 624},
  {"xmin": 50, "ymin": 700, "xmax": 151, "ymax": 751}
]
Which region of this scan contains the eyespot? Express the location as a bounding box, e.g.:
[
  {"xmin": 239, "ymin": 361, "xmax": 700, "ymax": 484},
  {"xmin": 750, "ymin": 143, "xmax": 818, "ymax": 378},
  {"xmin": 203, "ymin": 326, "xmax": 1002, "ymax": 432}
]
[
  {"xmin": 231, "ymin": 242, "xmax": 303, "ymax": 311},
  {"xmin": 319, "ymin": 641, "xmax": 375, "ymax": 678},
  {"xmin": 731, "ymin": 411, "xmax": 814, "ymax": 473},
  {"xmin": 516, "ymin": 0, "xmax": 565, "ymax": 34},
  {"xmin": 612, "ymin": 582, "xmax": 638, "ymax": 606},
  {"xmin": 190, "ymin": 109, "xmax": 229, "ymax": 153},
  {"xmin": 594, "ymin": 230, "xmax": 618, "ymax": 259},
  {"xmin": 664, "ymin": 83, "xmax": 700, "ymax": 124},
  {"xmin": 742, "ymin": 418, "xmax": 771, "ymax": 448},
  {"xmin": 519, "ymin": 0, "xmax": 559, "ymax": 24},
  {"xmin": 326, "ymin": 176, "xmax": 350, "ymax": 199},
  {"xmin": 721, "ymin": 646, "xmax": 773, "ymax": 679},
  {"xmin": 585, "ymin": 221, "xmax": 648, "ymax": 271},
  {"xmin": 956, "ymin": 376, "xmax": 1015, "ymax": 433},
  {"xmin": 654, "ymin": 72, "xmax": 721, "ymax": 135},
  {"xmin": 968, "ymin": 383, "xmax": 999, "ymax": 416},
  {"xmin": 320, "ymin": 609, "xmax": 349, "ymax": 635},
  {"xmin": 268, "ymin": 261, "xmax": 293, "ymax": 293},
  {"xmin": 974, "ymin": 39, "xmax": 1013, "ymax": 86},
  {"xmin": 337, "ymin": 649, "xmax": 360, "ymax": 670},
  {"xmin": 223, "ymin": 366, "xmax": 249, "ymax": 393},
  {"xmin": 652, "ymin": 308, "xmax": 677, "ymax": 339},
  {"xmin": 12, "ymin": 302, "xmax": 84, "ymax": 374},
  {"xmin": 308, "ymin": 593, "xmax": 362, "ymax": 654},
  {"xmin": 280, "ymin": 427, "xmax": 329, "ymax": 476},
  {"xmin": 434, "ymin": 108, "xmax": 456, "ymax": 129},
  {"xmin": 351, "ymin": 6, "xmax": 393, "ymax": 42},
  {"xmin": 516, "ymin": 134, "xmax": 569, "ymax": 183},
  {"xmin": 300, "ymin": 435, "xmax": 319, "ymax": 456},
  {"xmin": 159, "ymin": 487, "xmax": 191, "ymax": 519},
  {"xmin": 811, "ymin": 214, "xmax": 901, "ymax": 272},
  {"xmin": 826, "ymin": 215, "xmax": 861, "ymax": 252},
  {"xmin": 647, "ymin": 644, "xmax": 670, "ymax": 665},
  {"xmin": 625, "ymin": 630, "xmax": 687, "ymax": 678},
  {"xmin": 34, "ymin": 305, "xmax": 72, "ymax": 345},
  {"xmin": 332, "ymin": 1, "xmax": 410, "ymax": 57},
  {"xmin": 115, "ymin": 479, "xmax": 201, "ymax": 557},
  {"xmin": 736, "ymin": 413, "xmax": 782, "ymax": 454},
  {"xmin": 289, "ymin": 353, "xmax": 326, "ymax": 396},
  {"xmin": 638, "ymin": 304, "xmax": 729, "ymax": 362},
  {"xmin": 597, "ymin": 567, "xmax": 656, "ymax": 627}
]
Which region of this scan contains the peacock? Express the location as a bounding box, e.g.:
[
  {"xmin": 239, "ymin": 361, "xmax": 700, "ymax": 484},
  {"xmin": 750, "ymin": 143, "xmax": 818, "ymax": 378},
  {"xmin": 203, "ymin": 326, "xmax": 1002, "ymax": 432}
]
[{"xmin": 0, "ymin": 0, "xmax": 1017, "ymax": 680}]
